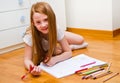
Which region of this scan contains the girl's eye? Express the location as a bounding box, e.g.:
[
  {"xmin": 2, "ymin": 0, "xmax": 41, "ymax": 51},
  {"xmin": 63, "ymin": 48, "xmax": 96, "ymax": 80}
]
[
  {"xmin": 36, "ymin": 21, "xmax": 40, "ymax": 24},
  {"xmin": 44, "ymin": 18, "xmax": 48, "ymax": 21}
]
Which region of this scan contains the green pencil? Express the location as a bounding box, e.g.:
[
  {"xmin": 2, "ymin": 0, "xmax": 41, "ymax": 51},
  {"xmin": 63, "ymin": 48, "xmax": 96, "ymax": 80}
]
[{"xmin": 82, "ymin": 68, "xmax": 104, "ymax": 75}]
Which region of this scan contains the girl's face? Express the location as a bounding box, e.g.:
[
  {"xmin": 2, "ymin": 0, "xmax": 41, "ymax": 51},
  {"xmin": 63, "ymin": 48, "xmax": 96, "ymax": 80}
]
[{"xmin": 33, "ymin": 13, "xmax": 48, "ymax": 34}]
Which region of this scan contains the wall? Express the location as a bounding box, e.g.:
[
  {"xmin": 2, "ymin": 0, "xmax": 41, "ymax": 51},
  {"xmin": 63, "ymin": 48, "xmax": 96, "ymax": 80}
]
[
  {"xmin": 112, "ymin": 0, "xmax": 120, "ymax": 30},
  {"xmin": 65, "ymin": 0, "xmax": 120, "ymax": 31}
]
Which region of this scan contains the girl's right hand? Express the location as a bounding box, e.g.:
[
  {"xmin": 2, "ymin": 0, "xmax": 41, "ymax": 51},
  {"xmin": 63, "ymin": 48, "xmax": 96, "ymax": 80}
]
[{"xmin": 30, "ymin": 66, "xmax": 42, "ymax": 76}]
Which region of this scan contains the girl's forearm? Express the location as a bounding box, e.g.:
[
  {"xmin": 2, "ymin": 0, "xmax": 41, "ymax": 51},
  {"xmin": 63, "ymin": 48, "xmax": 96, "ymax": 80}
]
[{"xmin": 54, "ymin": 51, "xmax": 72, "ymax": 63}]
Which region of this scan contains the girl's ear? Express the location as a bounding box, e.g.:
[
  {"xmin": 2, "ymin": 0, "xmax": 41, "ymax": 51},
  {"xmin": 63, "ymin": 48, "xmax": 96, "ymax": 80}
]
[
  {"xmin": 31, "ymin": 21, "xmax": 34, "ymax": 25},
  {"xmin": 31, "ymin": 22, "xmax": 35, "ymax": 27}
]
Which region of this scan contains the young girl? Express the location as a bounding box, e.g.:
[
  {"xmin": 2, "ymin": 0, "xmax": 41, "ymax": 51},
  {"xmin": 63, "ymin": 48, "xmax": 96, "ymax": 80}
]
[{"xmin": 23, "ymin": 2, "xmax": 88, "ymax": 76}]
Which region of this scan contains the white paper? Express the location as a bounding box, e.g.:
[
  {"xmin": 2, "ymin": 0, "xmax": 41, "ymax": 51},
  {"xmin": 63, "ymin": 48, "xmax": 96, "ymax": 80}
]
[{"xmin": 39, "ymin": 54, "xmax": 106, "ymax": 78}]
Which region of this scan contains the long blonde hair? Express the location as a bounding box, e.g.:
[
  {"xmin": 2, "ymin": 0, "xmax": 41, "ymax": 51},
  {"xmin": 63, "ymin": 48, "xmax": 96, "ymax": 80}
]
[{"xmin": 30, "ymin": 2, "xmax": 57, "ymax": 65}]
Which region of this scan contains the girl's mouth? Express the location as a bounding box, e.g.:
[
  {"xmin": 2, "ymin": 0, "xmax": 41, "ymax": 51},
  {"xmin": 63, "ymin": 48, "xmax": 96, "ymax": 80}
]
[{"xmin": 41, "ymin": 28, "xmax": 48, "ymax": 31}]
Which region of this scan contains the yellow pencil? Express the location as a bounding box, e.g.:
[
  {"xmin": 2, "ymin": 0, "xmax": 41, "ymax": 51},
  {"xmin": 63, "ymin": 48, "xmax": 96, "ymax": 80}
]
[{"xmin": 106, "ymin": 62, "xmax": 112, "ymax": 71}]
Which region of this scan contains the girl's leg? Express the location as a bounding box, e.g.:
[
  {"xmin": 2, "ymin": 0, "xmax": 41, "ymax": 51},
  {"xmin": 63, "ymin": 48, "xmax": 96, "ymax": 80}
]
[
  {"xmin": 65, "ymin": 31, "xmax": 88, "ymax": 50},
  {"xmin": 65, "ymin": 31, "xmax": 84, "ymax": 44}
]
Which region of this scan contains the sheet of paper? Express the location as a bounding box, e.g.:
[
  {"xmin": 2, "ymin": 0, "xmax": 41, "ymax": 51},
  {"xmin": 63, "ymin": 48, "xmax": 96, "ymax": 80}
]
[{"xmin": 39, "ymin": 54, "xmax": 106, "ymax": 78}]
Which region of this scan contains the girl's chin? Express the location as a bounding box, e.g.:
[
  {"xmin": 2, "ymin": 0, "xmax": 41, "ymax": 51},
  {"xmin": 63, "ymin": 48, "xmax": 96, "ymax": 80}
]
[{"xmin": 41, "ymin": 30, "xmax": 48, "ymax": 34}]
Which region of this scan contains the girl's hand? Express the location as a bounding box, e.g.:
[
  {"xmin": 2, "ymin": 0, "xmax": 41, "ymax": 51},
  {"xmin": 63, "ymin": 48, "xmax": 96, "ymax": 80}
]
[
  {"xmin": 44, "ymin": 57, "xmax": 57, "ymax": 66},
  {"xmin": 30, "ymin": 66, "xmax": 41, "ymax": 76}
]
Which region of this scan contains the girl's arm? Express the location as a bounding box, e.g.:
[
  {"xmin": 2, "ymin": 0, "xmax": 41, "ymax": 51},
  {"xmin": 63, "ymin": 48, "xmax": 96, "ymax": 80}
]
[
  {"xmin": 45, "ymin": 36, "xmax": 72, "ymax": 66},
  {"xmin": 24, "ymin": 44, "xmax": 34, "ymax": 70},
  {"xmin": 24, "ymin": 44, "xmax": 41, "ymax": 75}
]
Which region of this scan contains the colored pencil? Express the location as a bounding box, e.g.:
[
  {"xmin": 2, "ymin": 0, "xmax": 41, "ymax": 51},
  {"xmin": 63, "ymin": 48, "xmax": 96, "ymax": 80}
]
[
  {"xmin": 82, "ymin": 67, "xmax": 104, "ymax": 75},
  {"xmin": 21, "ymin": 65, "xmax": 34, "ymax": 80},
  {"xmin": 80, "ymin": 61, "xmax": 96, "ymax": 67},
  {"xmin": 92, "ymin": 71, "xmax": 112, "ymax": 79},
  {"xmin": 75, "ymin": 68, "xmax": 88, "ymax": 73},
  {"xmin": 103, "ymin": 72, "xmax": 119, "ymax": 83}
]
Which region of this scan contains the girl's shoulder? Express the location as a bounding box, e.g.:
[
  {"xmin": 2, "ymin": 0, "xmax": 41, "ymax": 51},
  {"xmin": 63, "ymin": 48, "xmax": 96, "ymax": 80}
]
[
  {"xmin": 57, "ymin": 25, "xmax": 65, "ymax": 41},
  {"xmin": 23, "ymin": 27, "xmax": 32, "ymax": 46},
  {"xmin": 25, "ymin": 27, "xmax": 31, "ymax": 35}
]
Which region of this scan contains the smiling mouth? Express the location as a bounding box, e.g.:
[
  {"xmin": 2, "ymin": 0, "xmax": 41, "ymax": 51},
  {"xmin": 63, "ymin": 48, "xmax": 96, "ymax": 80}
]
[{"xmin": 42, "ymin": 28, "xmax": 48, "ymax": 31}]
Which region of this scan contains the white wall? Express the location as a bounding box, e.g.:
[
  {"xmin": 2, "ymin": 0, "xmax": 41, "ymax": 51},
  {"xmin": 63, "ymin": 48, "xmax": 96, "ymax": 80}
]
[
  {"xmin": 112, "ymin": 0, "xmax": 120, "ymax": 30},
  {"xmin": 65, "ymin": 0, "xmax": 120, "ymax": 31}
]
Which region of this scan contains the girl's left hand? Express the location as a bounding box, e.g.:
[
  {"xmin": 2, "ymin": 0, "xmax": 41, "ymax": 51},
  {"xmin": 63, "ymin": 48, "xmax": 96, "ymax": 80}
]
[{"xmin": 44, "ymin": 57, "xmax": 57, "ymax": 66}]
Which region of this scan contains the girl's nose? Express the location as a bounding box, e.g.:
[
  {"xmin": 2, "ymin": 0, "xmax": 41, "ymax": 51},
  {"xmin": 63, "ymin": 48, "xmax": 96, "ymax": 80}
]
[{"xmin": 41, "ymin": 22, "xmax": 46, "ymax": 27}]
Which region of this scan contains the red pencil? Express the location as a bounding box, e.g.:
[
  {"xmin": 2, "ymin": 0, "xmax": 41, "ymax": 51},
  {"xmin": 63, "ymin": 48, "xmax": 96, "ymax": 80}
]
[
  {"xmin": 21, "ymin": 65, "xmax": 34, "ymax": 80},
  {"xmin": 80, "ymin": 61, "xmax": 96, "ymax": 67},
  {"xmin": 75, "ymin": 68, "xmax": 88, "ymax": 73}
]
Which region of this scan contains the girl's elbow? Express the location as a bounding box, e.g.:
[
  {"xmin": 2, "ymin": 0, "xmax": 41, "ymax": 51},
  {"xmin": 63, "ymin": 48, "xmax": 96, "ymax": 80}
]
[{"xmin": 68, "ymin": 51, "xmax": 72, "ymax": 58}]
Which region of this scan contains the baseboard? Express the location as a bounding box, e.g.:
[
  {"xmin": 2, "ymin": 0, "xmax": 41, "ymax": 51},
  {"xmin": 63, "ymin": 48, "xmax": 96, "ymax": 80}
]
[
  {"xmin": 67, "ymin": 27, "xmax": 114, "ymax": 38},
  {"xmin": 113, "ymin": 28, "xmax": 120, "ymax": 37},
  {"xmin": 0, "ymin": 43, "xmax": 24, "ymax": 54}
]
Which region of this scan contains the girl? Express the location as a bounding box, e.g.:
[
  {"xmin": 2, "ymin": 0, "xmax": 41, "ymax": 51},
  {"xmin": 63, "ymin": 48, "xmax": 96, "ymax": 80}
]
[{"xmin": 23, "ymin": 2, "xmax": 88, "ymax": 76}]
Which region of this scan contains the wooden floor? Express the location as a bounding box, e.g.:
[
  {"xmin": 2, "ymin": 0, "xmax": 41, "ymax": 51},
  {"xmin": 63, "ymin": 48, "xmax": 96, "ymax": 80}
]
[{"xmin": 0, "ymin": 34, "xmax": 120, "ymax": 83}]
